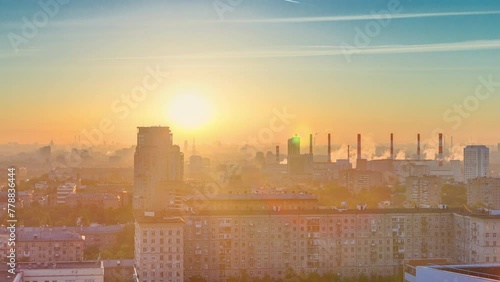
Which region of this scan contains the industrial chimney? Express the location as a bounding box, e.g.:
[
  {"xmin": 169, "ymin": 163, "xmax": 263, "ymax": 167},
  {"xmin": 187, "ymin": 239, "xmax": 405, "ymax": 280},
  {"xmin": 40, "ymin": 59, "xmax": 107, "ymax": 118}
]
[
  {"xmin": 357, "ymin": 134, "xmax": 361, "ymax": 160},
  {"xmin": 327, "ymin": 133, "xmax": 331, "ymax": 163},
  {"xmin": 417, "ymin": 134, "xmax": 421, "ymax": 160},
  {"xmin": 390, "ymin": 133, "xmax": 394, "ymax": 160},
  {"xmin": 439, "ymin": 133, "xmax": 443, "ymax": 166},
  {"xmin": 309, "ymin": 134, "xmax": 313, "ymax": 155},
  {"xmin": 276, "ymin": 145, "xmax": 279, "ymax": 163}
]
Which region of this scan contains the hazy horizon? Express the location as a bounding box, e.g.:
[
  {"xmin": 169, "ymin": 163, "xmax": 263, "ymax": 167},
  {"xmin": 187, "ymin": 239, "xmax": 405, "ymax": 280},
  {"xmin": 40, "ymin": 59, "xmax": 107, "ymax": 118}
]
[{"xmin": 2, "ymin": 0, "xmax": 500, "ymax": 146}]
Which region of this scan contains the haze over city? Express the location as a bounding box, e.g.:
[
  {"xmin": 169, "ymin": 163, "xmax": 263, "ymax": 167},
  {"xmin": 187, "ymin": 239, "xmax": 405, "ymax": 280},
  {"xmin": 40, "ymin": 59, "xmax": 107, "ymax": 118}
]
[{"xmin": 2, "ymin": 1, "xmax": 500, "ymax": 282}]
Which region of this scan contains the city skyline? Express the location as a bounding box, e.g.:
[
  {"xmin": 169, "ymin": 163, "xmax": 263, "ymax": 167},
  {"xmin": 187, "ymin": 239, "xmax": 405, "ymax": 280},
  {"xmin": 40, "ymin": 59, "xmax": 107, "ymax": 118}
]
[{"xmin": 2, "ymin": 0, "xmax": 500, "ymax": 145}]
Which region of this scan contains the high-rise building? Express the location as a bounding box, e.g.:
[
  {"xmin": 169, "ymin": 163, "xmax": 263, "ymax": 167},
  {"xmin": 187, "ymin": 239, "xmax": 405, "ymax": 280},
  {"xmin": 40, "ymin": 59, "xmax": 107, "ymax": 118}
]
[
  {"xmin": 287, "ymin": 135, "xmax": 300, "ymax": 156},
  {"xmin": 464, "ymin": 145, "xmax": 489, "ymax": 183},
  {"xmin": 133, "ymin": 126, "xmax": 184, "ymax": 211},
  {"xmin": 287, "ymin": 135, "xmax": 313, "ymax": 175}
]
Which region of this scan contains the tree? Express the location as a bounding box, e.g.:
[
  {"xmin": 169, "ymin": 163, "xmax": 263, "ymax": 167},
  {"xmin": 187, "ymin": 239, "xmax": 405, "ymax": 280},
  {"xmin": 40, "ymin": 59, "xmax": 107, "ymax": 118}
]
[{"xmin": 83, "ymin": 245, "xmax": 100, "ymax": 260}]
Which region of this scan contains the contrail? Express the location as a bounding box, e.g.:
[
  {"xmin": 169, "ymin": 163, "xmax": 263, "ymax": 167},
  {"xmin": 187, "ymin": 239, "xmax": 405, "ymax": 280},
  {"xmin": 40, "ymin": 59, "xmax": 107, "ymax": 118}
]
[{"xmin": 218, "ymin": 10, "xmax": 500, "ymax": 23}]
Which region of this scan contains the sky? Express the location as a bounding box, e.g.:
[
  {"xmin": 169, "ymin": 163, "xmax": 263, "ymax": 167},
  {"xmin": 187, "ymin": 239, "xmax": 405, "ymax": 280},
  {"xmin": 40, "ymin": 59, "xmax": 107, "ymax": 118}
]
[{"xmin": 1, "ymin": 0, "xmax": 500, "ymax": 148}]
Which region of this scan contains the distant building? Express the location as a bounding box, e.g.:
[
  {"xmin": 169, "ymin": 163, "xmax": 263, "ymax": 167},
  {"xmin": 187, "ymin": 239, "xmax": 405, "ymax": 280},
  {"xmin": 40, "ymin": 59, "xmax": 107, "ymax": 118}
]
[
  {"xmin": 339, "ymin": 169, "xmax": 384, "ymax": 194},
  {"xmin": 65, "ymin": 193, "xmax": 121, "ymax": 209},
  {"xmin": 56, "ymin": 183, "xmax": 77, "ymax": 204},
  {"xmin": 133, "ymin": 126, "xmax": 184, "ymax": 211},
  {"xmin": 464, "ymin": 145, "xmax": 489, "ymax": 183},
  {"xmin": 33, "ymin": 181, "xmax": 48, "ymax": 190},
  {"xmin": 287, "ymin": 135, "xmax": 300, "ymax": 156},
  {"xmin": 405, "ymin": 176, "xmax": 442, "ymax": 208},
  {"xmin": 467, "ymin": 177, "xmax": 500, "ymax": 208},
  {"xmin": 38, "ymin": 145, "xmax": 51, "ymax": 163},
  {"xmin": 76, "ymin": 167, "xmax": 134, "ymax": 183},
  {"xmin": 287, "ymin": 135, "xmax": 313, "ymax": 175}
]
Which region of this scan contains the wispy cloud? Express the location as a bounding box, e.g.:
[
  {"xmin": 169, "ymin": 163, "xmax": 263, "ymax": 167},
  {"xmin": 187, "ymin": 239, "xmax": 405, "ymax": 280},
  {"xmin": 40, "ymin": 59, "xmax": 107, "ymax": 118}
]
[
  {"xmin": 215, "ymin": 10, "xmax": 500, "ymax": 24},
  {"xmin": 93, "ymin": 39, "xmax": 500, "ymax": 60}
]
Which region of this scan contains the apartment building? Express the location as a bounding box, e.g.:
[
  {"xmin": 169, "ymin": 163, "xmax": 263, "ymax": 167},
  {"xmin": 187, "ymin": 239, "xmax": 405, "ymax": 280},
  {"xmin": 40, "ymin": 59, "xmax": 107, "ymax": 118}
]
[
  {"xmin": 15, "ymin": 230, "xmax": 84, "ymax": 263},
  {"xmin": 467, "ymin": 177, "xmax": 500, "ymax": 209},
  {"xmin": 405, "ymin": 176, "xmax": 442, "ymax": 208},
  {"xmin": 135, "ymin": 203, "xmax": 455, "ymax": 282},
  {"xmin": 453, "ymin": 213, "xmax": 500, "ymax": 264},
  {"xmin": 135, "ymin": 214, "xmax": 184, "ymax": 282}
]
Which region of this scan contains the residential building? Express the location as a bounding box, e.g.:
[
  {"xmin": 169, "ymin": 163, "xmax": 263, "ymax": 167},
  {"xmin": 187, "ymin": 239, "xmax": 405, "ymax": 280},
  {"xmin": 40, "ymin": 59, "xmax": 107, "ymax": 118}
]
[
  {"xmin": 464, "ymin": 145, "xmax": 490, "ymax": 183},
  {"xmin": 405, "ymin": 176, "xmax": 442, "ymax": 208},
  {"xmin": 467, "ymin": 177, "xmax": 500, "ymax": 208}
]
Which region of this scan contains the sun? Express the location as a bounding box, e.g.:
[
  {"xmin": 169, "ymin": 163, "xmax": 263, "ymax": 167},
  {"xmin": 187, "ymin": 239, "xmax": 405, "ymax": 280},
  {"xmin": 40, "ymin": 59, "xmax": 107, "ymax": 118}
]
[{"xmin": 167, "ymin": 92, "xmax": 213, "ymax": 130}]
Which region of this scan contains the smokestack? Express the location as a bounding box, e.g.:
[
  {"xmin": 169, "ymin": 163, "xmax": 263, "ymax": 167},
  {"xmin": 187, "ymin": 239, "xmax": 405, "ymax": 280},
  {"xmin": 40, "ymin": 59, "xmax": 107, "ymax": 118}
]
[
  {"xmin": 439, "ymin": 133, "xmax": 443, "ymax": 166},
  {"xmin": 438, "ymin": 133, "xmax": 443, "ymax": 156},
  {"xmin": 276, "ymin": 145, "xmax": 279, "ymax": 163},
  {"xmin": 309, "ymin": 134, "xmax": 313, "ymax": 155},
  {"xmin": 327, "ymin": 133, "xmax": 331, "ymax": 163},
  {"xmin": 417, "ymin": 134, "xmax": 421, "ymax": 160},
  {"xmin": 357, "ymin": 134, "xmax": 361, "ymax": 160},
  {"xmin": 390, "ymin": 133, "xmax": 394, "ymax": 160}
]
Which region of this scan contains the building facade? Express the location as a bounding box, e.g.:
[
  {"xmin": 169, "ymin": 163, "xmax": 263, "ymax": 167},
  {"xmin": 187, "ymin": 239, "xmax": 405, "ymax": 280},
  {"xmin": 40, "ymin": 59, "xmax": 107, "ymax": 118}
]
[
  {"xmin": 405, "ymin": 176, "xmax": 442, "ymax": 208},
  {"xmin": 467, "ymin": 177, "xmax": 500, "ymax": 209},
  {"xmin": 133, "ymin": 127, "xmax": 184, "ymax": 211},
  {"xmin": 464, "ymin": 145, "xmax": 490, "ymax": 183}
]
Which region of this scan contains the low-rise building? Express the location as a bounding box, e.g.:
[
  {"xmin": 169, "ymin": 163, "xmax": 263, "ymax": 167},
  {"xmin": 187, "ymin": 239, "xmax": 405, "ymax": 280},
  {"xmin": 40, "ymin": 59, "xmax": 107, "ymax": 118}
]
[
  {"xmin": 65, "ymin": 193, "xmax": 121, "ymax": 209},
  {"xmin": 102, "ymin": 259, "xmax": 135, "ymax": 282},
  {"xmin": 14, "ymin": 230, "xmax": 84, "ymax": 263}
]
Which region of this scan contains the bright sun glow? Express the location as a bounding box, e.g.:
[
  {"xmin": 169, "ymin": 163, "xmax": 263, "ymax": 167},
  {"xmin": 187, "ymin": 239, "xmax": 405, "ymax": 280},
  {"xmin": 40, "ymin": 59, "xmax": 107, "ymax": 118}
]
[{"xmin": 167, "ymin": 92, "xmax": 213, "ymax": 130}]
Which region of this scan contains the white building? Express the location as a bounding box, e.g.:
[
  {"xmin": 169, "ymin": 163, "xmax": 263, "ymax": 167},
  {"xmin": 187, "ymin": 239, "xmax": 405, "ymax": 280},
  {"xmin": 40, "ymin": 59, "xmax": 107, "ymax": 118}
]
[
  {"xmin": 56, "ymin": 182, "xmax": 77, "ymax": 204},
  {"xmin": 464, "ymin": 145, "xmax": 490, "ymax": 183},
  {"xmin": 414, "ymin": 264, "xmax": 500, "ymax": 282},
  {"xmin": 11, "ymin": 262, "xmax": 104, "ymax": 282}
]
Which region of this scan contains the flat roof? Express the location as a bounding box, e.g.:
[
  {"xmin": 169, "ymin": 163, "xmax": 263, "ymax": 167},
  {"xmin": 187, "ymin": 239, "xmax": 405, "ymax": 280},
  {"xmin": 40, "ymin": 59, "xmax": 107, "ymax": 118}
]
[
  {"xmin": 425, "ymin": 264, "xmax": 500, "ymax": 281},
  {"xmin": 13, "ymin": 261, "xmax": 101, "ymax": 270},
  {"xmin": 16, "ymin": 231, "xmax": 83, "ymax": 242},
  {"xmin": 102, "ymin": 259, "xmax": 135, "ymax": 268},
  {"xmin": 186, "ymin": 193, "xmax": 317, "ymax": 201},
  {"xmin": 185, "ymin": 207, "xmax": 464, "ymax": 217}
]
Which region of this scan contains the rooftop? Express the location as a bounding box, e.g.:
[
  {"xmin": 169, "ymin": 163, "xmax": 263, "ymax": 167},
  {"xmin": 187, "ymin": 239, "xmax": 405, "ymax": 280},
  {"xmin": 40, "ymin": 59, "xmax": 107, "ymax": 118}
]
[
  {"xmin": 186, "ymin": 193, "xmax": 317, "ymax": 201},
  {"xmin": 101, "ymin": 259, "xmax": 135, "ymax": 268},
  {"xmin": 424, "ymin": 264, "xmax": 500, "ymax": 281}
]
